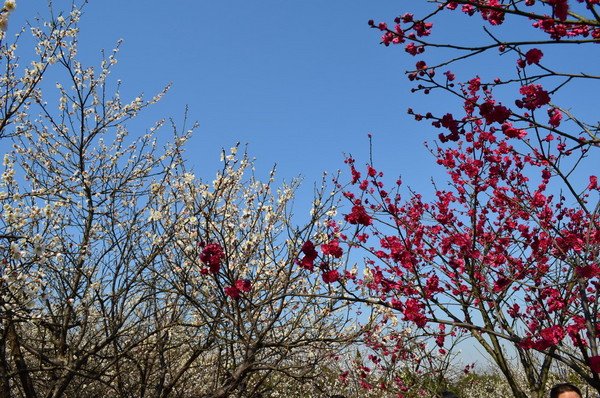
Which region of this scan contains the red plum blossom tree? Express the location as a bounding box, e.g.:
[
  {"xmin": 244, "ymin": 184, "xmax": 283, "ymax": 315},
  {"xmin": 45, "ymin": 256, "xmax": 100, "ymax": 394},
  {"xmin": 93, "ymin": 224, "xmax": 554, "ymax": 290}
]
[{"xmin": 308, "ymin": 1, "xmax": 600, "ymax": 397}]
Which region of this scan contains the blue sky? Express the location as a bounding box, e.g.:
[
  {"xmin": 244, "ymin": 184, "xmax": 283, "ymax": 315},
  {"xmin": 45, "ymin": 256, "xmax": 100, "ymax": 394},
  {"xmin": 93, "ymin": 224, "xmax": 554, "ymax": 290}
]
[
  {"xmin": 11, "ymin": 1, "xmax": 448, "ymax": 192},
  {"xmin": 8, "ymin": 0, "xmax": 595, "ymax": 194},
  {"xmin": 10, "ymin": 1, "xmax": 598, "ymax": 197}
]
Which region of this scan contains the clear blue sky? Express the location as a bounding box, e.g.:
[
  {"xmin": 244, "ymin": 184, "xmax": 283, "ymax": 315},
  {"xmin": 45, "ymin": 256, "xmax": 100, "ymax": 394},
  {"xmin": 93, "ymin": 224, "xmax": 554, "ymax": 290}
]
[
  {"xmin": 10, "ymin": 1, "xmax": 449, "ymax": 190},
  {"xmin": 9, "ymin": 1, "xmax": 599, "ymax": 195},
  {"xmin": 8, "ymin": 0, "xmax": 596, "ymax": 193}
]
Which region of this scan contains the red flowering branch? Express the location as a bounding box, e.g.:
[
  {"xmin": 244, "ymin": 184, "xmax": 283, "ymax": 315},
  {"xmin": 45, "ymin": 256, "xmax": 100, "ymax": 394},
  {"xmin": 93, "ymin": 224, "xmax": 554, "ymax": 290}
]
[
  {"xmin": 340, "ymin": 131, "xmax": 599, "ymax": 395},
  {"xmin": 370, "ymin": 0, "xmax": 600, "ymax": 154},
  {"xmin": 340, "ymin": 2, "xmax": 600, "ymax": 395}
]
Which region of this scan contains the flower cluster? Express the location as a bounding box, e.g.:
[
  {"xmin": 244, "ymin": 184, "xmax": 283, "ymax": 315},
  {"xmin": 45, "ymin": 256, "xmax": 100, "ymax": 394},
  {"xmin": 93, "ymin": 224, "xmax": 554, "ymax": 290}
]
[
  {"xmin": 0, "ymin": 0, "xmax": 16, "ymax": 33},
  {"xmin": 199, "ymin": 243, "xmax": 225, "ymax": 274},
  {"xmin": 224, "ymin": 279, "xmax": 252, "ymax": 299}
]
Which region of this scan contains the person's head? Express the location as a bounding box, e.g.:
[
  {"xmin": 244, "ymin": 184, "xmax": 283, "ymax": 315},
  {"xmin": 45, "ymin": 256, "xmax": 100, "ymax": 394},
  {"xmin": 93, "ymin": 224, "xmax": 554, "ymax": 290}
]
[
  {"xmin": 440, "ymin": 392, "xmax": 459, "ymax": 398},
  {"xmin": 550, "ymin": 383, "xmax": 582, "ymax": 398}
]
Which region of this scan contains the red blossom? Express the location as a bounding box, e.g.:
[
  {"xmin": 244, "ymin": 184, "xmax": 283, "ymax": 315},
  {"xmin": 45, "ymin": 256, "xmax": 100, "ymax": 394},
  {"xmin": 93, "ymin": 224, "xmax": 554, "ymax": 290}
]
[
  {"xmin": 470, "ymin": 0, "xmax": 506, "ymax": 25},
  {"xmin": 224, "ymin": 286, "xmax": 241, "ymax": 299},
  {"xmin": 405, "ymin": 42, "xmax": 423, "ymax": 55},
  {"xmin": 444, "ymin": 70, "xmax": 456, "ymax": 81},
  {"xmin": 235, "ymin": 279, "xmax": 252, "ymax": 292},
  {"xmin": 493, "ymin": 277, "xmax": 511, "ymax": 292},
  {"xmin": 440, "ymin": 113, "xmax": 459, "ymax": 133},
  {"xmin": 322, "ymin": 269, "xmax": 340, "ymax": 284},
  {"xmin": 576, "ymin": 264, "xmax": 599, "ymax": 279},
  {"xmin": 367, "ymin": 165, "xmax": 377, "ymax": 177},
  {"xmin": 502, "ymin": 123, "xmax": 526, "ymax": 138},
  {"xmin": 549, "ymin": 0, "xmax": 569, "ymax": 21},
  {"xmin": 350, "ymin": 165, "xmax": 361, "ymax": 184},
  {"xmin": 345, "ymin": 205, "xmax": 373, "ymax": 226},
  {"xmin": 297, "ymin": 257, "xmax": 315, "ymax": 271},
  {"xmin": 403, "ymin": 299, "xmax": 428, "ymax": 327},
  {"xmin": 540, "ymin": 325, "xmax": 566, "ymax": 346},
  {"xmin": 381, "ymin": 32, "xmax": 395, "ymax": 46},
  {"xmin": 321, "ymin": 240, "xmax": 344, "ymax": 258},
  {"xmin": 524, "ymin": 48, "xmax": 544, "ymax": 64},
  {"xmin": 548, "ymin": 108, "xmax": 562, "ymax": 127},
  {"xmin": 519, "ymin": 337, "xmax": 536, "ymax": 350},
  {"xmin": 479, "ymin": 101, "xmax": 511, "ymax": 124},
  {"xmin": 516, "ymin": 84, "xmax": 551, "ymax": 110},
  {"xmin": 413, "ymin": 20, "xmax": 433, "ymax": 36},
  {"xmin": 467, "ymin": 76, "xmax": 481, "ymax": 95},
  {"xmin": 200, "ymin": 243, "xmax": 225, "ymax": 274},
  {"xmin": 297, "ymin": 240, "xmax": 318, "ymax": 271},
  {"xmin": 590, "ymin": 356, "xmax": 600, "ymax": 373},
  {"xmin": 301, "ymin": 240, "xmax": 318, "ymax": 259}
]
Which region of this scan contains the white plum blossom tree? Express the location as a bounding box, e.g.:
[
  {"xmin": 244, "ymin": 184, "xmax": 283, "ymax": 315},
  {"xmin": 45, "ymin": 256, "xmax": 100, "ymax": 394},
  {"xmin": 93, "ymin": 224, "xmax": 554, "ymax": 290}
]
[{"xmin": 0, "ymin": 2, "xmax": 366, "ymax": 397}]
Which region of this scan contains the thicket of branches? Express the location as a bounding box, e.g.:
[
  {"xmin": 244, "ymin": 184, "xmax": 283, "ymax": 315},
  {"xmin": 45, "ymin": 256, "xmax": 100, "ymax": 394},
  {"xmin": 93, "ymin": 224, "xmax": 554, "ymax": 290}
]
[
  {"xmin": 0, "ymin": 3, "xmax": 370, "ymax": 397},
  {"xmin": 4, "ymin": 1, "xmax": 600, "ymax": 397}
]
